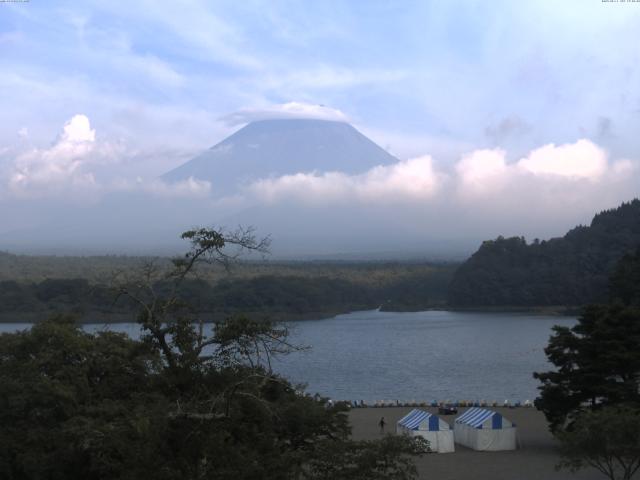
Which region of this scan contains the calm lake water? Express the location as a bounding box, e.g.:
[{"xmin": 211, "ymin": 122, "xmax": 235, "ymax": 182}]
[{"xmin": 0, "ymin": 310, "xmax": 575, "ymax": 403}]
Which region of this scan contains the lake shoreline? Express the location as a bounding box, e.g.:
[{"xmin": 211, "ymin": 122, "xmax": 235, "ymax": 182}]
[
  {"xmin": 0, "ymin": 305, "xmax": 579, "ymax": 324},
  {"xmin": 0, "ymin": 309, "xmax": 357, "ymax": 324},
  {"xmin": 442, "ymin": 305, "xmax": 582, "ymax": 316},
  {"xmin": 1, "ymin": 311, "xmax": 576, "ymax": 402}
]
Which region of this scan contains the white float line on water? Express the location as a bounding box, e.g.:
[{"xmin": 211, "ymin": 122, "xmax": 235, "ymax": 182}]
[{"xmin": 330, "ymin": 399, "xmax": 535, "ymax": 408}]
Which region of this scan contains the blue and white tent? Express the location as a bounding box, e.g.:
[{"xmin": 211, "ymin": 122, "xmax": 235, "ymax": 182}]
[
  {"xmin": 453, "ymin": 407, "xmax": 516, "ymax": 451},
  {"xmin": 396, "ymin": 409, "xmax": 454, "ymax": 453}
]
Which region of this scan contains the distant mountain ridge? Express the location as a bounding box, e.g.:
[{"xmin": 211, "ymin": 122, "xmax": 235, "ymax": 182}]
[
  {"xmin": 162, "ymin": 118, "xmax": 399, "ymax": 196},
  {"xmin": 448, "ymin": 199, "xmax": 640, "ymax": 307}
]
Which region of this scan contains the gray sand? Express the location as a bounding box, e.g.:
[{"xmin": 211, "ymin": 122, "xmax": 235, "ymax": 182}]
[{"xmin": 349, "ymin": 407, "xmax": 605, "ymax": 480}]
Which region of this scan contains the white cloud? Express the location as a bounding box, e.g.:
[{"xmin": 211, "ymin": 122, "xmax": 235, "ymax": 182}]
[
  {"xmin": 612, "ymin": 159, "xmax": 636, "ymax": 176},
  {"xmin": 1, "ymin": 112, "xmax": 638, "ymax": 255},
  {"xmin": 221, "ymin": 102, "xmax": 349, "ymax": 126},
  {"xmin": 4, "ymin": 114, "xmax": 635, "ymax": 222},
  {"xmin": 249, "ymin": 155, "xmax": 441, "ymax": 205},
  {"xmin": 446, "ymin": 139, "xmax": 639, "ymax": 240},
  {"xmin": 2, "ymin": 114, "xmax": 210, "ymax": 199},
  {"xmin": 456, "ymin": 149, "xmax": 508, "ymax": 193},
  {"xmin": 58, "ymin": 114, "xmax": 95, "ymax": 143},
  {"xmin": 240, "ymin": 138, "xmax": 638, "ymax": 241},
  {"xmin": 516, "ymin": 139, "xmax": 607, "ymax": 180},
  {"xmin": 8, "ymin": 115, "xmax": 101, "ymax": 196},
  {"xmin": 454, "ymin": 139, "xmax": 617, "ymax": 201},
  {"xmin": 115, "ymin": 176, "xmax": 212, "ymax": 198}
]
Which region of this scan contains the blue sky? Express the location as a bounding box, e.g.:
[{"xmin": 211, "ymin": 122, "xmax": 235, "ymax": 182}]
[
  {"xmin": 2, "ymin": 1, "xmax": 639, "ymax": 164},
  {"xmin": 1, "ymin": 0, "xmax": 639, "ymax": 254}
]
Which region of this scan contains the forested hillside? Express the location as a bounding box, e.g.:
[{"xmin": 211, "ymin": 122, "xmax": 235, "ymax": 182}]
[
  {"xmin": 448, "ymin": 199, "xmax": 640, "ymax": 307},
  {"xmin": 0, "ymin": 260, "xmax": 456, "ymax": 322}
]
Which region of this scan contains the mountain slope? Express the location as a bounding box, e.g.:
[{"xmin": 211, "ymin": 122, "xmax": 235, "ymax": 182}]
[
  {"xmin": 162, "ymin": 119, "xmax": 398, "ymax": 196},
  {"xmin": 448, "ymin": 199, "xmax": 640, "ymax": 307}
]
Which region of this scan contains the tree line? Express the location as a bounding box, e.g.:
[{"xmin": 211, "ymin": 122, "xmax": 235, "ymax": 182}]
[
  {"xmin": 0, "ymin": 268, "xmax": 455, "ymax": 321},
  {"xmin": 0, "ymin": 227, "xmax": 427, "ymax": 480},
  {"xmin": 449, "ymin": 199, "xmax": 640, "ymax": 307},
  {"xmin": 535, "ymin": 246, "xmax": 640, "ymax": 479}
]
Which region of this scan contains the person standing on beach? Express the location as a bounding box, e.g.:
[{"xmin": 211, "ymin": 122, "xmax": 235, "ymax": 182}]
[{"xmin": 379, "ymin": 416, "xmax": 386, "ymax": 434}]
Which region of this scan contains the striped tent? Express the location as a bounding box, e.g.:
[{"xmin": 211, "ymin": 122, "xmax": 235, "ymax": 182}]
[
  {"xmin": 453, "ymin": 407, "xmax": 516, "ymax": 451},
  {"xmin": 396, "ymin": 409, "xmax": 454, "ymax": 453}
]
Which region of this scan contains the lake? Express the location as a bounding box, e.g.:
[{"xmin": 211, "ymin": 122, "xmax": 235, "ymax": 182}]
[{"xmin": 0, "ymin": 310, "xmax": 574, "ymax": 403}]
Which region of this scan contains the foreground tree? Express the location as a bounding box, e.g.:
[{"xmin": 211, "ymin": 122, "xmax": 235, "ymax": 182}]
[
  {"xmin": 0, "ymin": 227, "xmax": 424, "ymax": 480},
  {"xmin": 305, "ymin": 435, "xmax": 428, "ymax": 480},
  {"xmin": 610, "ymin": 247, "xmax": 640, "ymax": 307},
  {"xmin": 534, "ymin": 304, "xmax": 640, "ymax": 431},
  {"xmin": 556, "ymin": 406, "xmax": 640, "ymax": 480},
  {"xmin": 535, "ymin": 251, "xmax": 640, "ymax": 479}
]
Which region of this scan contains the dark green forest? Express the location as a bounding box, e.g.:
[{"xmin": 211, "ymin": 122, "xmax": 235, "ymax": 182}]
[
  {"xmin": 448, "ymin": 199, "xmax": 640, "ymax": 307},
  {"xmin": 533, "ymin": 247, "xmax": 640, "ymax": 479},
  {"xmin": 0, "ymin": 228, "xmax": 425, "ymax": 480},
  {"xmin": 2, "ymin": 199, "xmax": 640, "ymax": 320},
  {"xmin": 0, "ymin": 261, "xmax": 456, "ymax": 323}
]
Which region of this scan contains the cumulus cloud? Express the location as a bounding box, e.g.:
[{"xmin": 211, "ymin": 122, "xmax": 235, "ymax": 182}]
[
  {"xmin": 8, "ymin": 115, "xmax": 101, "ymax": 196},
  {"xmin": 612, "ymin": 159, "xmax": 636, "ymax": 176},
  {"xmin": 235, "ymin": 137, "xmax": 639, "ymax": 248},
  {"xmin": 516, "ymin": 139, "xmax": 607, "ymax": 180},
  {"xmin": 5, "ymin": 118, "xmax": 634, "ymax": 220},
  {"xmin": 446, "ymin": 138, "xmax": 639, "ymax": 241},
  {"xmin": 248, "ymin": 155, "xmax": 441, "ymax": 205},
  {"xmin": 1, "ymin": 115, "xmax": 638, "ymax": 256},
  {"xmin": 455, "ymin": 149, "xmax": 508, "ymax": 193},
  {"xmin": 454, "ymin": 139, "xmax": 614, "ymax": 201},
  {"xmin": 2, "ymin": 114, "xmax": 211, "ymax": 199},
  {"xmin": 243, "ymin": 138, "xmax": 636, "ymax": 212},
  {"xmin": 221, "ymin": 102, "xmax": 349, "ymax": 126}
]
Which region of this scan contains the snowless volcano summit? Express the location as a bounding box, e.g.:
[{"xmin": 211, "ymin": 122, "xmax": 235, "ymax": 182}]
[{"xmin": 162, "ymin": 118, "xmax": 399, "ymax": 196}]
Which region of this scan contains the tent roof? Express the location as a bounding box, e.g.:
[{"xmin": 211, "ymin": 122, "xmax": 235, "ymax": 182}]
[
  {"xmin": 397, "ymin": 409, "xmax": 444, "ymax": 430},
  {"xmin": 455, "ymin": 407, "xmax": 507, "ymax": 429}
]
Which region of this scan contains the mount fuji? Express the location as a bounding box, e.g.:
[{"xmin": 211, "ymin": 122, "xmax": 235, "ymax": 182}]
[{"xmin": 162, "ymin": 118, "xmax": 398, "ymax": 196}]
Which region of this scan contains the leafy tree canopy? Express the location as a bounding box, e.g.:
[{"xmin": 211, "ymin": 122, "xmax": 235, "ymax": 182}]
[
  {"xmin": 536, "ymin": 248, "xmax": 640, "ymax": 479},
  {"xmin": 0, "ymin": 227, "xmax": 424, "ymax": 480},
  {"xmin": 557, "ymin": 406, "xmax": 640, "ymax": 480},
  {"xmin": 610, "ymin": 247, "xmax": 640, "ymax": 307},
  {"xmin": 449, "ymin": 199, "xmax": 640, "ymax": 307},
  {"xmin": 534, "ymin": 304, "xmax": 640, "ymax": 431}
]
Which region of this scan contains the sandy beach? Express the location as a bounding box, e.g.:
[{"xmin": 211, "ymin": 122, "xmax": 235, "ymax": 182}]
[{"xmin": 349, "ymin": 407, "xmax": 604, "ymax": 480}]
